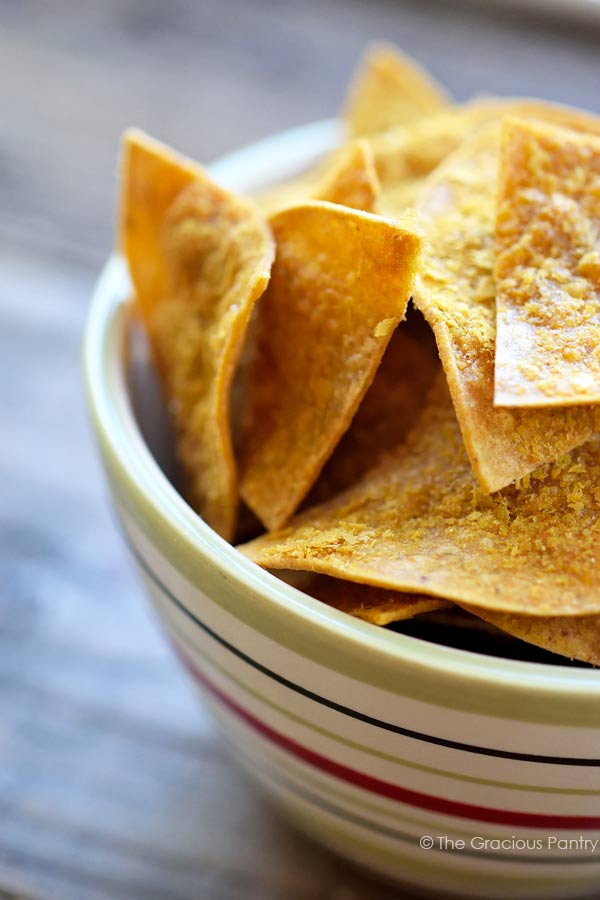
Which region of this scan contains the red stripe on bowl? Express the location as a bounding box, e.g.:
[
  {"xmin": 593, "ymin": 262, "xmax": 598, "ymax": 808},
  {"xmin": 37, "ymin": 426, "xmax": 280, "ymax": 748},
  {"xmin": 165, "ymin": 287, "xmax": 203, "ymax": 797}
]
[{"xmin": 176, "ymin": 643, "xmax": 600, "ymax": 830}]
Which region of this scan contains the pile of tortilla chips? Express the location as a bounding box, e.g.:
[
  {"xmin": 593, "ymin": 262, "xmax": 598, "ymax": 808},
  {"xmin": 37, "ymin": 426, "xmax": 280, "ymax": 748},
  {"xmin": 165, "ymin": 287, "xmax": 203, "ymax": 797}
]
[{"xmin": 120, "ymin": 43, "xmax": 600, "ymax": 666}]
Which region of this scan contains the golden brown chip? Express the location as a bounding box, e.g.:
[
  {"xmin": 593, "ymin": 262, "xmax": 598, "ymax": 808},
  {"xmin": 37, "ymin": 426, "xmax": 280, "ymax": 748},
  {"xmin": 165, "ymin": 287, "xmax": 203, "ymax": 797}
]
[
  {"xmin": 374, "ymin": 98, "xmax": 600, "ymax": 216},
  {"xmin": 121, "ymin": 128, "xmax": 203, "ymax": 325},
  {"xmin": 343, "ymin": 43, "xmax": 450, "ymax": 138},
  {"xmin": 121, "ymin": 129, "xmax": 274, "ymax": 539},
  {"xmin": 257, "ymin": 97, "xmax": 600, "ymax": 220},
  {"xmin": 372, "ymin": 104, "xmax": 490, "ymax": 214},
  {"xmin": 255, "ymin": 169, "xmax": 320, "ymax": 219},
  {"xmin": 494, "ymin": 118, "xmax": 600, "ymax": 407},
  {"xmin": 315, "ymin": 139, "xmax": 380, "ymax": 211},
  {"xmin": 461, "ymin": 606, "xmax": 600, "ymax": 666},
  {"xmin": 257, "ymin": 138, "xmax": 380, "ymax": 217},
  {"xmin": 305, "ymin": 310, "xmax": 439, "ymax": 506},
  {"xmin": 301, "ymin": 575, "xmax": 450, "ymax": 626},
  {"xmin": 294, "ymin": 570, "xmax": 600, "ymax": 662},
  {"xmin": 414, "ymin": 122, "xmax": 600, "ymax": 493},
  {"xmin": 240, "ymin": 375, "xmax": 600, "ymax": 617},
  {"xmin": 239, "ymin": 201, "xmax": 422, "ymax": 531}
]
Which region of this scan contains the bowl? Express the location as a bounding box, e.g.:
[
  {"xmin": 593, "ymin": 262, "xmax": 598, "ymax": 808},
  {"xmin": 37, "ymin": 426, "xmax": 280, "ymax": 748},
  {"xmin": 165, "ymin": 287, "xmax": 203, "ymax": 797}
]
[{"xmin": 83, "ymin": 120, "xmax": 600, "ymax": 900}]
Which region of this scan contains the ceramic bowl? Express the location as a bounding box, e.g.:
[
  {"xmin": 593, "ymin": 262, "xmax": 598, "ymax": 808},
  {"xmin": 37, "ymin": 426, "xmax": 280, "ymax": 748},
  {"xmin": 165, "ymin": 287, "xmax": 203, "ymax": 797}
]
[{"xmin": 83, "ymin": 120, "xmax": 600, "ymax": 900}]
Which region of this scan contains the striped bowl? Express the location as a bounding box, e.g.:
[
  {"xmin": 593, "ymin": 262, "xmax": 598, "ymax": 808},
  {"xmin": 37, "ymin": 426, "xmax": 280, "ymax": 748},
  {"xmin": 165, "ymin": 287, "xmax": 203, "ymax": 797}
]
[{"xmin": 83, "ymin": 121, "xmax": 600, "ymax": 900}]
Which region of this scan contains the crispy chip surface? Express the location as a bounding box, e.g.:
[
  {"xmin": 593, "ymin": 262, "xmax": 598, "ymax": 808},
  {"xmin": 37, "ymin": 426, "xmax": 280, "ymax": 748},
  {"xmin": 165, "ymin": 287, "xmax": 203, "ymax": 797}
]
[
  {"xmin": 494, "ymin": 118, "xmax": 600, "ymax": 407},
  {"xmin": 121, "ymin": 130, "xmax": 274, "ymax": 539},
  {"xmin": 306, "ymin": 311, "xmax": 439, "ymax": 506},
  {"xmin": 343, "ymin": 43, "xmax": 449, "ymax": 138},
  {"xmin": 240, "ymin": 376, "xmax": 600, "ymax": 616},
  {"xmin": 239, "ymin": 201, "xmax": 422, "ymax": 531},
  {"xmin": 414, "ymin": 123, "xmax": 600, "ymax": 493}
]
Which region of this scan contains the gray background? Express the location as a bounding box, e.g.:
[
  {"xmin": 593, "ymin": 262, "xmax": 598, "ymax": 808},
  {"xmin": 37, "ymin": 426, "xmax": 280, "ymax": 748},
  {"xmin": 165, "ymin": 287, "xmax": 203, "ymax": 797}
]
[{"xmin": 1, "ymin": 1, "xmax": 599, "ymax": 898}]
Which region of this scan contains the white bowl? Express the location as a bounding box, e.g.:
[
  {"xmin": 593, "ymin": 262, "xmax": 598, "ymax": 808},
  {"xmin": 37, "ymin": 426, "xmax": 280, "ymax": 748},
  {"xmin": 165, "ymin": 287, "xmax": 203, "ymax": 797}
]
[{"xmin": 84, "ymin": 120, "xmax": 600, "ymax": 900}]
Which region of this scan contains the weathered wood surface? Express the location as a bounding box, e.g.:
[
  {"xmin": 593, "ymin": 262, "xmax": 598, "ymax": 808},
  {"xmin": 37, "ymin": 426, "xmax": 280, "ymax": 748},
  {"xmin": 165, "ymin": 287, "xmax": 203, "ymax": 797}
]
[{"xmin": 1, "ymin": 1, "xmax": 600, "ymax": 897}]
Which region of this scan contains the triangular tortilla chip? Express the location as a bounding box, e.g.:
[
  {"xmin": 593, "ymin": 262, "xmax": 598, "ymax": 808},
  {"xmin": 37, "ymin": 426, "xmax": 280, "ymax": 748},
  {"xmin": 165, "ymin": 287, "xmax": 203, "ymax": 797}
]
[
  {"xmin": 315, "ymin": 139, "xmax": 380, "ymax": 211},
  {"xmin": 256, "ymin": 170, "xmax": 322, "ymax": 219},
  {"xmin": 306, "ymin": 309, "xmax": 439, "ymax": 506},
  {"xmin": 414, "ymin": 122, "xmax": 600, "ymax": 493},
  {"xmin": 343, "ymin": 43, "xmax": 450, "ymax": 138},
  {"xmin": 120, "ymin": 129, "xmax": 203, "ymax": 325},
  {"xmin": 374, "ymin": 97, "xmax": 600, "ymax": 216},
  {"xmin": 120, "ymin": 130, "xmax": 274, "ymax": 539},
  {"xmin": 294, "ymin": 573, "xmax": 600, "ymax": 663},
  {"xmin": 461, "ymin": 606, "xmax": 600, "ymax": 666},
  {"xmin": 494, "ymin": 118, "xmax": 600, "ymax": 407},
  {"xmin": 240, "ymin": 375, "xmax": 600, "ymax": 616},
  {"xmin": 257, "ymin": 98, "xmax": 600, "ymax": 220},
  {"xmin": 257, "ymin": 138, "xmax": 380, "ymax": 217},
  {"xmin": 302, "ymin": 575, "xmax": 450, "ymax": 626},
  {"xmin": 239, "ymin": 201, "xmax": 422, "ymax": 531}
]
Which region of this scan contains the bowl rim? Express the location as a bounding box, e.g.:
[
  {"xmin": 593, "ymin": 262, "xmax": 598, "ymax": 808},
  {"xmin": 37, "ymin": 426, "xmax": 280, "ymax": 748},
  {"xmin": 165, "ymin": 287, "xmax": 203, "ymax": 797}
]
[{"xmin": 83, "ymin": 117, "xmax": 600, "ymax": 708}]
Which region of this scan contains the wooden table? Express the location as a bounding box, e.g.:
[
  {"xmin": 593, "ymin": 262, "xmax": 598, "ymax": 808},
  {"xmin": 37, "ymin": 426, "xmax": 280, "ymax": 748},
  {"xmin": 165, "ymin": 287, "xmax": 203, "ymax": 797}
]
[{"xmin": 2, "ymin": 2, "xmax": 599, "ymax": 897}]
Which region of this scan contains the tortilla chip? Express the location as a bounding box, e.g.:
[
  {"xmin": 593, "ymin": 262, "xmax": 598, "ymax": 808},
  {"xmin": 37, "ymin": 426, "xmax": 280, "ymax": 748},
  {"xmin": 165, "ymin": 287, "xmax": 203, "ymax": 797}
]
[
  {"xmin": 414, "ymin": 123, "xmax": 600, "ymax": 493},
  {"xmin": 239, "ymin": 201, "xmax": 422, "ymax": 531},
  {"xmin": 302, "ymin": 575, "xmax": 450, "ymax": 626},
  {"xmin": 257, "ymin": 138, "xmax": 380, "ymax": 217},
  {"xmin": 494, "ymin": 118, "xmax": 600, "ymax": 407},
  {"xmin": 257, "ymin": 98, "xmax": 600, "ymax": 220},
  {"xmin": 296, "ymin": 570, "xmax": 600, "ymax": 662},
  {"xmin": 417, "ymin": 606, "xmax": 500, "ymax": 635},
  {"xmin": 240, "ymin": 375, "xmax": 600, "ymax": 616},
  {"xmin": 120, "ymin": 129, "xmax": 274, "ymax": 539},
  {"xmin": 372, "ymin": 105, "xmax": 486, "ymax": 214},
  {"xmin": 343, "ymin": 43, "xmax": 450, "ymax": 138},
  {"xmin": 121, "ymin": 129, "xmax": 203, "ymax": 325},
  {"xmin": 462, "ymin": 606, "xmax": 600, "ymax": 666},
  {"xmin": 255, "ymin": 169, "xmax": 320, "ymax": 219},
  {"xmin": 306, "ymin": 310, "xmax": 439, "ymax": 506},
  {"xmin": 315, "ymin": 139, "xmax": 380, "ymax": 211},
  {"xmin": 374, "ymin": 98, "xmax": 600, "ymax": 217}
]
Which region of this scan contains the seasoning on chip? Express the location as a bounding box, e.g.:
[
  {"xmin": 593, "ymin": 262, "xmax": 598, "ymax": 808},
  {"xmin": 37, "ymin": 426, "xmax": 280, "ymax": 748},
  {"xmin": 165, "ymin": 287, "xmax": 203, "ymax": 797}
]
[
  {"xmin": 315, "ymin": 138, "xmax": 380, "ymax": 211},
  {"xmin": 494, "ymin": 117, "xmax": 600, "ymax": 408},
  {"xmin": 240, "ymin": 376, "xmax": 600, "ymax": 617},
  {"xmin": 414, "ymin": 123, "xmax": 600, "ymax": 493},
  {"xmin": 239, "ymin": 201, "xmax": 422, "ymax": 531},
  {"xmin": 343, "ymin": 43, "xmax": 450, "ymax": 138},
  {"xmin": 121, "ymin": 130, "xmax": 274, "ymax": 539}
]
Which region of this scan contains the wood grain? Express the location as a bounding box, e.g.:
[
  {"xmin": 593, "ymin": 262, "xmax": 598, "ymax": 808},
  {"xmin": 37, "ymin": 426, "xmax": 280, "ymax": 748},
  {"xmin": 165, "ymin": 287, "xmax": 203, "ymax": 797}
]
[{"xmin": 2, "ymin": 0, "xmax": 600, "ymax": 897}]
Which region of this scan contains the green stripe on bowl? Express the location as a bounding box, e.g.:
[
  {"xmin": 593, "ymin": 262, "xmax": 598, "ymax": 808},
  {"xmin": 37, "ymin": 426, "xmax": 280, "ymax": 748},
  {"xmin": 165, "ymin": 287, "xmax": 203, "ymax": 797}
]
[
  {"xmin": 159, "ymin": 590, "xmax": 600, "ymax": 797},
  {"xmin": 245, "ymin": 757, "xmax": 599, "ymax": 891}
]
